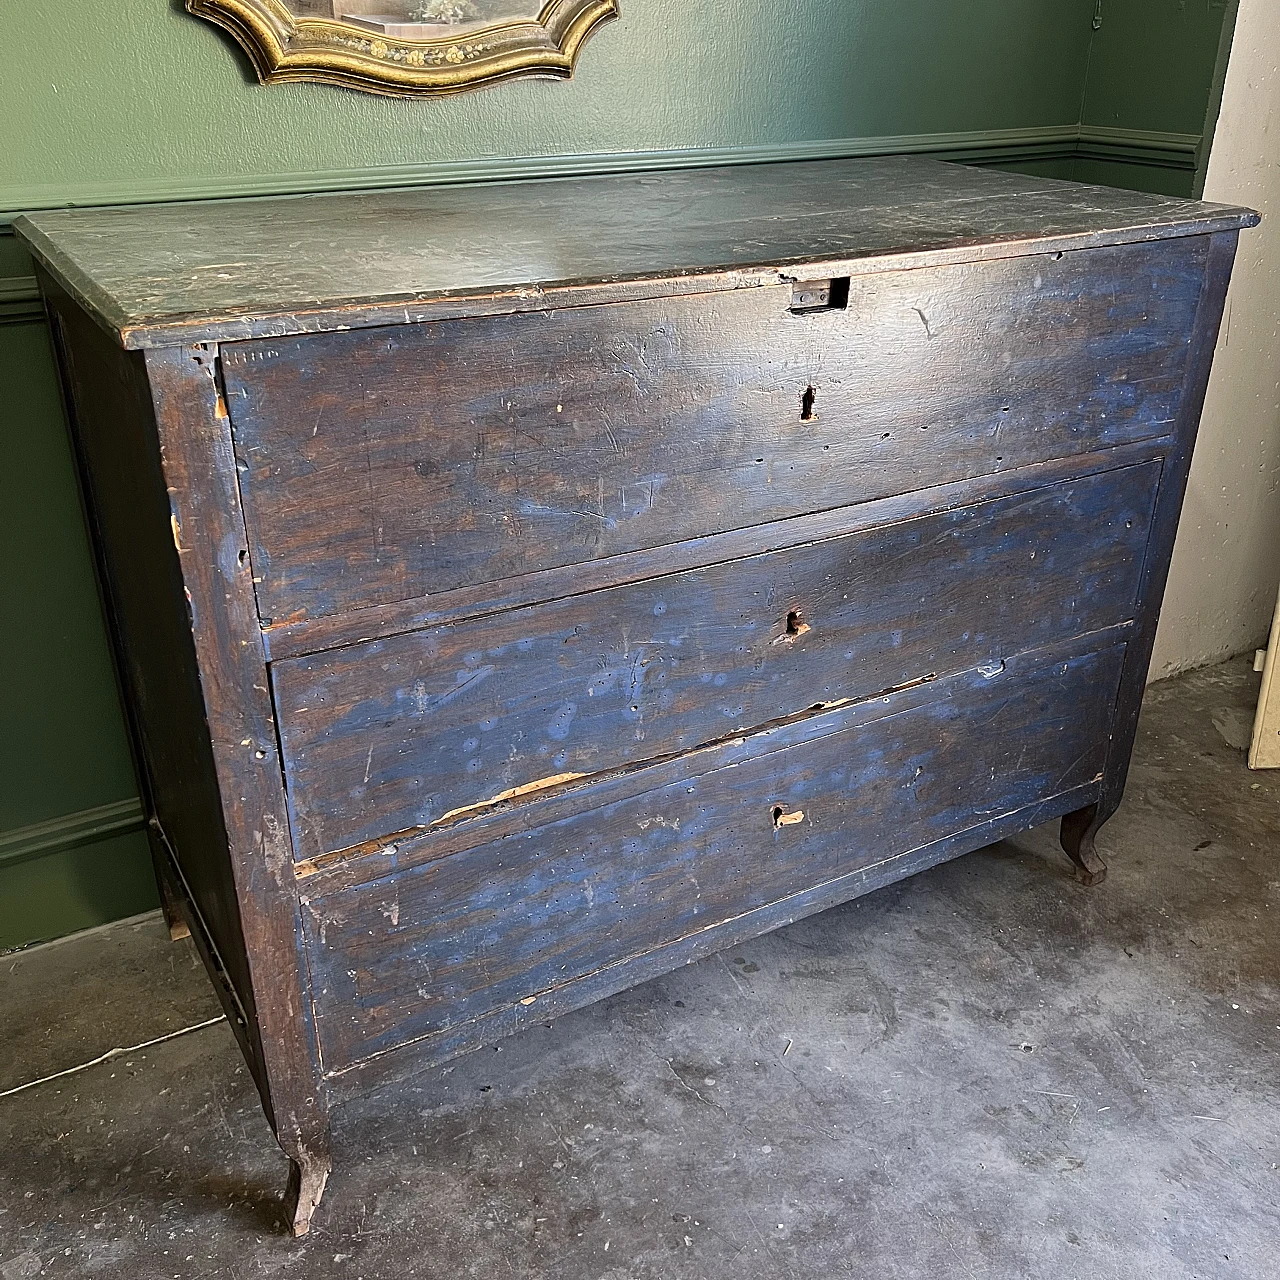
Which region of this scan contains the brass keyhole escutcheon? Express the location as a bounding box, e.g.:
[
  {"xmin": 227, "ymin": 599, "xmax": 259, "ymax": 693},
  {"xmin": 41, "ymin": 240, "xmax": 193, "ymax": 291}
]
[{"xmin": 772, "ymin": 805, "xmax": 805, "ymax": 829}]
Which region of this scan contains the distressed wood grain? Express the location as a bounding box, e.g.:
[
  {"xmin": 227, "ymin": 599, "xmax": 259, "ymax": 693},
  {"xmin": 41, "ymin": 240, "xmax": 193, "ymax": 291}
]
[
  {"xmin": 12, "ymin": 156, "xmax": 1257, "ymax": 349},
  {"xmin": 302, "ymin": 640, "xmax": 1126, "ymax": 1071},
  {"xmin": 260, "ymin": 437, "xmax": 1171, "ymax": 661},
  {"xmin": 226, "ymin": 237, "xmax": 1204, "ymax": 623},
  {"xmin": 273, "ymin": 462, "xmax": 1160, "ymax": 861},
  {"xmin": 323, "ymin": 781, "xmax": 1100, "ymax": 1100},
  {"xmin": 142, "ymin": 345, "xmax": 332, "ymax": 1232}
]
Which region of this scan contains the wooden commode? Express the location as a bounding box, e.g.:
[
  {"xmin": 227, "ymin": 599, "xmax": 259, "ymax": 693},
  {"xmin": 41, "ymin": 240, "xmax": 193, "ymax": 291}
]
[{"xmin": 15, "ymin": 157, "xmax": 1257, "ymax": 1233}]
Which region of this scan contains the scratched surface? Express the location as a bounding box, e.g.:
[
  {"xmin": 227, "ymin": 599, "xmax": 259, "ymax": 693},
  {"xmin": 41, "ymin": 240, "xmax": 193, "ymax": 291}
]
[
  {"xmin": 301, "ymin": 641, "xmax": 1125, "ymax": 1072},
  {"xmin": 12, "ymin": 156, "xmax": 1256, "ymax": 349},
  {"xmin": 225, "ymin": 237, "xmax": 1204, "ymax": 624},
  {"xmin": 273, "ymin": 462, "xmax": 1159, "ymax": 862}
]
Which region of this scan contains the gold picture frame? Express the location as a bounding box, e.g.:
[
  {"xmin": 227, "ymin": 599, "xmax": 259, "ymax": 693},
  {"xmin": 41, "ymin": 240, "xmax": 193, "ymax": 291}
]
[{"xmin": 187, "ymin": 0, "xmax": 618, "ymax": 97}]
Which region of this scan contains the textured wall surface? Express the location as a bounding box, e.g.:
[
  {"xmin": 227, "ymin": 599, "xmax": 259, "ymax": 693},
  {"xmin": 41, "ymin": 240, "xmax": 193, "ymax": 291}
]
[{"xmin": 1151, "ymin": 0, "xmax": 1280, "ymax": 680}]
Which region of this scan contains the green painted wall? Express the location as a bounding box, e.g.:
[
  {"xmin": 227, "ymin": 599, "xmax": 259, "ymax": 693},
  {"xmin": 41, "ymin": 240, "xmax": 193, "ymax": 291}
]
[
  {"xmin": 1073, "ymin": 0, "xmax": 1238, "ymax": 195},
  {"xmin": 0, "ymin": 0, "xmax": 1236, "ymax": 950},
  {"xmin": 1084, "ymin": 0, "xmax": 1234, "ymax": 134},
  {"xmin": 3, "ymin": 1, "xmax": 1096, "ymax": 207},
  {"xmin": 0, "ymin": 314, "xmax": 158, "ymax": 944}
]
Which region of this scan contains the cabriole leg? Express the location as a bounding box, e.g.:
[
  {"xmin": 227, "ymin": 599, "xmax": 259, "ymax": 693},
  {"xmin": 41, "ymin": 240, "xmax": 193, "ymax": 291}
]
[
  {"xmin": 281, "ymin": 1129, "xmax": 332, "ymax": 1237},
  {"xmin": 1060, "ymin": 803, "xmax": 1109, "ymax": 886}
]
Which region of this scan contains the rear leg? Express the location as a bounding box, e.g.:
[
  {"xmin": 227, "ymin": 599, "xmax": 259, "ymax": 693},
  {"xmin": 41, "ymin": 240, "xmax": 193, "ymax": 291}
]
[
  {"xmin": 149, "ymin": 834, "xmax": 191, "ymax": 941},
  {"xmin": 1060, "ymin": 803, "xmax": 1108, "ymax": 886}
]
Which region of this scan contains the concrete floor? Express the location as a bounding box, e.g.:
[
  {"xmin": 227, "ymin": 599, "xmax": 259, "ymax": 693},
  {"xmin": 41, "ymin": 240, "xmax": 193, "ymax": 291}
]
[{"xmin": 2, "ymin": 656, "xmax": 1277, "ymax": 1279}]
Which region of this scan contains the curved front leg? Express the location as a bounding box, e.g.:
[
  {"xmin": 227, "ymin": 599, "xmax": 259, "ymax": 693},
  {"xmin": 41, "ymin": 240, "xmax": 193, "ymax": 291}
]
[
  {"xmin": 1060, "ymin": 803, "xmax": 1109, "ymax": 886},
  {"xmin": 281, "ymin": 1124, "xmax": 332, "ymax": 1237}
]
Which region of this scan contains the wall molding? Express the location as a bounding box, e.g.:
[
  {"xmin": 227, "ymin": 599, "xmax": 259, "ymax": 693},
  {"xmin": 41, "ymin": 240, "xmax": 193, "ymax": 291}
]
[
  {"xmin": 0, "ymin": 798, "xmax": 147, "ymax": 872},
  {"xmin": 0, "ymin": 124, "xmax": 1199, "ymax": 231},
  {"xmin": 1076, "ymin": 125, "xmax": 1202, "ymax": 170},
  {"xmin": 0, "ymin": 274, "xmax": 43, "ymax": 323}
]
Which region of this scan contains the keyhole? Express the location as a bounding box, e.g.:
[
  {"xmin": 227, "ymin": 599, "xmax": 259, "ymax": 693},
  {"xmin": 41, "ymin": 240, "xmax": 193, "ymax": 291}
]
[
  {"xmin": 800, "ymin": 386, "xmax": 816, "ymax": 421},
  {"xmin": 786, "ymin": 610, "xmax": 810, "ymax": 638}
]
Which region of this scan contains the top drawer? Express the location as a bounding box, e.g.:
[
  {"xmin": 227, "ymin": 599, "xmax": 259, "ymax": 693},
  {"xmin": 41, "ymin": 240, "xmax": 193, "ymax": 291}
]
[{"xmin": 223, "ymin": 236, "xmax": 1208, "ymax": 624}]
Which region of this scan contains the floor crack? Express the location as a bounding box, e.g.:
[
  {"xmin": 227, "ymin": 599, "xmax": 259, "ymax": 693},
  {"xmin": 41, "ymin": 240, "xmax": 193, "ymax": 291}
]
[
  {"xmin": 0, "ymin": 1015, "xmax": 227, "ymax": 1100},
  {"xmin": 660, "ymin": 1056, "xmax": 724, "ymax": 1110}
]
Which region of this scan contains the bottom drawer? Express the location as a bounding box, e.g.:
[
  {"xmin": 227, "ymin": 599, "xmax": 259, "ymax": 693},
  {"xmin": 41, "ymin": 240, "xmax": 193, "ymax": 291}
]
[{"xmin": 303, "ymin": 640, "xmax": 1125, "ymax": 1073}]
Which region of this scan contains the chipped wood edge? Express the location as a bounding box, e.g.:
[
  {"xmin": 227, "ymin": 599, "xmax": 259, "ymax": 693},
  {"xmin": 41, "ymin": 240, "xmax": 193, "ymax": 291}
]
[
  {"xmin": 143, "ymin": 343, "xmax": 332, "ymax": 1201},
  {"xmin": 11, "ymin": 203, "xmax": 1261, "ymax": 352}
]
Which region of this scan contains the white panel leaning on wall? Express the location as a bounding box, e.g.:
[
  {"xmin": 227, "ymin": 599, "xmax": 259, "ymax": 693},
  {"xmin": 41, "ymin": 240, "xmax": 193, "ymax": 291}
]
[{"xmin": 1251, "ymin": 587, "xmax": 1280, "ymax": 768}]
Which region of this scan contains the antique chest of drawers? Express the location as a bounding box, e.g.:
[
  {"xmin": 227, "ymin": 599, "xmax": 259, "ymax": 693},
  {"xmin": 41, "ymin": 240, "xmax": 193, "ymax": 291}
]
[{"xmin": 16, "ymin": 157, "xmax": 1256, "ymax": 1234}]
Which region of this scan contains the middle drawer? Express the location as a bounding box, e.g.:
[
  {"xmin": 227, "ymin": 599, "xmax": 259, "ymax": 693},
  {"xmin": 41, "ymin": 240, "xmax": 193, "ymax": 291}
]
[{"xmin": 272, "ymin": 460, "xmax": 1159, "ymax": 862}]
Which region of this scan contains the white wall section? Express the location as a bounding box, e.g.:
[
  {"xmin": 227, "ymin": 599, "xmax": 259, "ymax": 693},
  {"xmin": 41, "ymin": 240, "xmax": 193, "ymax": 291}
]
[{"xmin": 1151, "ymin": 0, "xmax": 1280, "ymax": 680}]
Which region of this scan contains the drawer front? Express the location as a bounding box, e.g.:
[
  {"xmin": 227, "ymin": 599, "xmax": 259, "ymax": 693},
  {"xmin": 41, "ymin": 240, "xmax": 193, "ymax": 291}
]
[
  {"xmin": 273, "ymin": 461, "xmax": 1158, "ymax": 861},
  {"xmin": 224, "ymin": 237, "xmax": 1206, "ymax": 624},
  {"xmin": 301, "ymin": 642, "xmax": 1125, "ymax": 1072}
]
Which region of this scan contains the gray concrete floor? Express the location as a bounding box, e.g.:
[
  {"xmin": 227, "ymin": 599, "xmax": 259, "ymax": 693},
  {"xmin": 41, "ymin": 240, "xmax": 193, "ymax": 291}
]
[{"xmin": 2, "ymin": 656, "xmax": 1278, "ymax": 1279}]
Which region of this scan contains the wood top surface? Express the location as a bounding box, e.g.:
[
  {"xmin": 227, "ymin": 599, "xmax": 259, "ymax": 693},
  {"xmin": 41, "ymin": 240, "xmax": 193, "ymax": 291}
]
[{"xmin": 14, "ymin": 155, "xmax": 1258, "ymax": 349}]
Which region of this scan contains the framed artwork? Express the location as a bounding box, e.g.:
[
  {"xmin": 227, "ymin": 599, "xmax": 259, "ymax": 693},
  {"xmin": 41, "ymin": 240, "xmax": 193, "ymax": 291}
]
[{"xmin": 188, "ymin": 0, "xmax": 618, "ymax": 96}]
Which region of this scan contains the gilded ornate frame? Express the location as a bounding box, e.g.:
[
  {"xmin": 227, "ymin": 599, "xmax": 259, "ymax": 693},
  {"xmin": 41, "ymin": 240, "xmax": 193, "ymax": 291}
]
[{"xmin": 187, "ymin": 0, "xmax": 618, "ymax": 96}]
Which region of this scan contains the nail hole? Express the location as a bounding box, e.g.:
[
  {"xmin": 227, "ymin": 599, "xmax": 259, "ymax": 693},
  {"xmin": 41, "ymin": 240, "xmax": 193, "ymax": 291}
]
[
  {"xmin": 800, "ymin": 386, "xmax": 816, "ymax": 421},
  {"xmin": 786, "ymin": 610, "xmax": 809, "ymax": 638},
  {"xmin": 772, "ymin": 805, "xmax": 785, "ymax": 824},
  {"xmin": 238, "ymin": 549, "xmax": 249, "ymax": 566}
]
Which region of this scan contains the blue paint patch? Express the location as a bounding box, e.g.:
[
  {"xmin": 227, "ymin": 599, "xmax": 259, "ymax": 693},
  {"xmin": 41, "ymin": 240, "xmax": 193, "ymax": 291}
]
[{"xmin": 546, "ymin": 702, "xmax": 577, "ymax": 740}]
